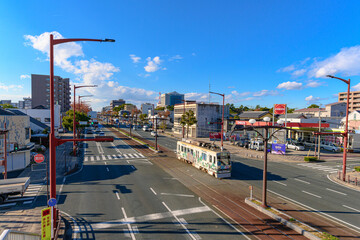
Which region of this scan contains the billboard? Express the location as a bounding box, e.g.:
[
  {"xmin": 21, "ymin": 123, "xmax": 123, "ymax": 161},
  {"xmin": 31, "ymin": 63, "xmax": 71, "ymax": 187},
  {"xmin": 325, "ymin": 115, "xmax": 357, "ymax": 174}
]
[
  {"xmin": 274, "ymin": 104, "xmax": 286, "ymax": 115},
  {"xmin": 209, "ymin": 132, "xmax": 222, "ymax": 141},
  {"xmin": 271, "ymin": 143, "xmax": 286, "ymax": 155}
]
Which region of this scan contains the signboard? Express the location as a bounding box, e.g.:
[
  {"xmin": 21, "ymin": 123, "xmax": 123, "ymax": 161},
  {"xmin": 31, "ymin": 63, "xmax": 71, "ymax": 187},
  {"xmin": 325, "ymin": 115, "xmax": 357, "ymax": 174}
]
[
  {"xmin": 235, "ymin": 120, "xmax": 246, "ymax": 125},
  {"xmin": 34, "ymin": 154, "xmax": 45, "ymax": 164},
  {"xmin": 271, "ymin": 143, "xmax": 286, "ymax": 155},
  {"xmin": 47, "ymin": 198, "xmax": 57, "ymax": 207},
  {"xmin": 41, "ymin": 207, "xmax": 52, "ymax": 240},
  {"xmin": 79, "ymin": 121, "xmax": 88, "ymax": 125},
  {"xmin": 274, "ymin": 104, "xmax": 287, "ymax": 115},
  {"xmin": 209, "ymin": 132, "xmax": 222, "ymax": 141}
]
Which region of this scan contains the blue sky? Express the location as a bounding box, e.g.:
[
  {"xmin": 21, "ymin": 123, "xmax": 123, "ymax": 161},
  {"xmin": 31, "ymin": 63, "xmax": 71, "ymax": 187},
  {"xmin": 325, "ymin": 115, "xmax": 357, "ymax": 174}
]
[{"xmin": 1, "ymin": 0, "xmax": 360, "ymax": 111}]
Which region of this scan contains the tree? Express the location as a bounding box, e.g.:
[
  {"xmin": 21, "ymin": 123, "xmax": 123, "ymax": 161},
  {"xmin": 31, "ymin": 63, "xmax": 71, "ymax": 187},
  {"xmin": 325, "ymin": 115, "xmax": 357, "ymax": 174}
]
[
  {"xmin": 71, "ymin": 102, "xmax": 91, "ymax": 114},
  {"xmin": 180, "ymin": 110, "xmax": 197, "ymax": 138},
  {"xmin": 113, "ymin": 104, "xmax": 125, "ymax": 112},
  {"xmin": 0, "ymin": 104, "xmax": 16, "ymax": 109},
  {"xmin": 155, "ymin": 106, "xmax": 165, "ymax": 111},
  {"xmin": 62, "ymin": 110, "xmax": 90, "ymax": 131},
  {"xmin": 166, "ymin": 105, "xmax": 174, "ymax": 111},
  {"xmin": 159, "ymin": 121, "xmax": 167, "ymax": 132},
  {"xmin": 139, "ymin": 114, "xmax": 148, "ymax": 124},
  {"xmin": 307, "ymin": 104, "xmax": 319, "ymax": 108}
]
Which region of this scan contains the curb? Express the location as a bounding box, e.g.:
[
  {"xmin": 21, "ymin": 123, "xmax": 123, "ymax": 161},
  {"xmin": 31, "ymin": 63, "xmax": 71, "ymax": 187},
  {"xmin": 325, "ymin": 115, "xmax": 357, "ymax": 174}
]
[{"xmin": 244, "ymin": 198, "xmax": 322, "ymax": 240}]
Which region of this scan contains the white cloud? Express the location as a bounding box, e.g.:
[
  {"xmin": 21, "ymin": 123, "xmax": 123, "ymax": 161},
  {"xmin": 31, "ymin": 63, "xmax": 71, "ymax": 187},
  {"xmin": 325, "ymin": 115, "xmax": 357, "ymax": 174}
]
[
  {"xmin": 310, "ymin": 45, "xmax": 360, "ymax": 78},
  {"xmin": 185, "ymin": 92, "xmax": 209, "ymax": 101},
  {"xmin": 292, "ymin": 69, "xmax": 306, "ymax": 77},
  {"xmin": 168, "ymin": 55, "xmax": 183, "ymax": 61},
  {"xmin": 352, "ymin": 83, "xmax": 360, "ymax": 91},
  {"xmin": 305, "ymin": 95, "xmax": 321, "ymax": 104},
  {"xmin": 231, "ymin": 90, "xmax": 251, "ymax": 97},
  {"xmin": 129, "ymin": 54, "xmax": 141, "ymax": 63},
  {"xmin": 0, "ymin": 83, "xmax": 23, "ymax": 91},
  {"xmin": 144, "ymin": 56, "xmax": 162, "ymax": 72},
  {"xmin": 20, "ymin": 74, "xmax": 30, "ymax": 80},
  {"xmin": 277, "ymin": 65, "xmax": 295, "ymax": 72},
  {"xmin": 253, "ymin": 90, "xmax": 279, "ymax": 97},
  {"xmin": 277, "ymin": 81, "xmax": 303, "ymax": 90},
  {"xmin": 306, "ymin": 80, "xmax": 322, "ymax": 88}
]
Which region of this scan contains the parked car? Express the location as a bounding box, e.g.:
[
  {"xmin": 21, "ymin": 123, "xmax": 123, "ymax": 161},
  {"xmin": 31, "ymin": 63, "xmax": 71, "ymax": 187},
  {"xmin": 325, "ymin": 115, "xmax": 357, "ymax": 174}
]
[
  {"xmin": 151, "ymin": 131, "xmax": 158, "ymax": 137},
  {"xmin": 320, "ymin": 142, "xmax": 341, "ymax": 152},
  {"xmin": 142, "ymin": 126, "xmax": 149, "ymax": 131},
  {"xmin": 303, "ymin": 140, "xmax": 315, "ymax": 147},
  {"xmin": 286, "ymin": 142, "xmax": 305, "ymax": 151}
]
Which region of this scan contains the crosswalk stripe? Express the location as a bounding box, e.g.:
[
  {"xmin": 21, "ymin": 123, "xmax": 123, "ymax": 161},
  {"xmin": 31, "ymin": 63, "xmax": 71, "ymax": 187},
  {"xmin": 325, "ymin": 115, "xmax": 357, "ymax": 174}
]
[
  {"xmin": 118, "ymin": 155, "xmax": 123, "ymax": 159},
  {"xmin": 102, "ymin": 155, "xmax": 106, "ymax": 160},
  {"xmin": 123, "ymin": 154, "xmax": 128, "ymax": 158},
  {"xmin": 91, "ymin": 156, "xmax": 95, "ymax": 162},
  {"xmin": 97, "ymin": 156, "xmax": 100, "ymax": 161},
  {"xmin": 139, "ymin": 153, "xmax": 145, "ymax": 158},
  {"xmin": 85, "ymin": 157, "xmax": 88, "ymax": 162},
  {"xmin": 107, "ymin": 155, "xmax": 112, "ymax": 160},
  {"xmin": 112, "ymin": 155, "xmax": 118, "ymax": 159},
  {"xmin": 129, "ymin": 154, "xmax": 135, "ymax": 158}
]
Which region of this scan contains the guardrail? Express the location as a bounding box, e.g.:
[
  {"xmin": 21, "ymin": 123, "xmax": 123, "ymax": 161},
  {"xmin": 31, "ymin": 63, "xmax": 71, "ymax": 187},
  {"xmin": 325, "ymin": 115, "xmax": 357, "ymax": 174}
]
[{"xmin": 0, "ymin": 229, "xmax": 40, "ymax": 240}]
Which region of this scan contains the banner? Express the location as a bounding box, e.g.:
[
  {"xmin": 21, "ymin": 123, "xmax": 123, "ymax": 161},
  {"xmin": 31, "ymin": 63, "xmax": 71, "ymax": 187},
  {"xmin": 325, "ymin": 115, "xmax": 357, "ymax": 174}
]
[
  {"xmin": 209, "ymin": 132, "xmax": 221, "ymax": 141},
  {"xmin": 274, "ymin": 104, "xmax": 286, "ymax": 115},
  {"xmin": 271, "ymin": 143, "xmax": 286, "ymax": 155},
  {"xmin": 41, "ymin": 207, "xmax": 52, "ymax": 240}
]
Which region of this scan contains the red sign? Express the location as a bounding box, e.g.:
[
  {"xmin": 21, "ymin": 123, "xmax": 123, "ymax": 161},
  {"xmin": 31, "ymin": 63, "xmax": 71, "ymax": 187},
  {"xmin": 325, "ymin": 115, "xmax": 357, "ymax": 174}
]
[
  {"xmin": 235, "ymin": 120, "xmax": 246, "ymax": 125},
  {"xmin": 209, "ymin": 132, "xmax": 222, "ymax": 141},
  {"xmin": 274, "ymin": 104, "xmax": 286, "ymax": 115},
  {"xmin": 34, "ymin": 154, "xmax": 45, "ymax": 164}
]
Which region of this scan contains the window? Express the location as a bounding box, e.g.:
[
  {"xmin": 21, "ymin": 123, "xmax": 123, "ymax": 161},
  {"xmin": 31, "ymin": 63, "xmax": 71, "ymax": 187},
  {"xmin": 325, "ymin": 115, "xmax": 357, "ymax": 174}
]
[
  {"xmin": 25, "ymin": 127, "xmax": 30, "ymax": 139},
  {"xmin": 45, "ymin": 118, "xmax": 50, "ymax": 122},
  {"xmin": 209, "ymin": 155, "xmax": 212, "ymax": 163}
]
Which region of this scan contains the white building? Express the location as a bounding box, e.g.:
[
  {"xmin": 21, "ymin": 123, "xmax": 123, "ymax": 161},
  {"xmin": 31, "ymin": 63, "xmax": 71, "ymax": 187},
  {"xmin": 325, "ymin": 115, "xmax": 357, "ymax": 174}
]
[
  {"xmin": 16, "ymin": 105, "xmax": 61, "ymax": 130},
  {"xmin": 159, "ymin": 91, "xmax": 184, "ymax": 107},
  {"xmin": 141, "ymin": 103, "xmax": 154, "ymax": 115},
  {"xmin": 88, "ymin": 111, "xmax": 98, "ymax": 120}
]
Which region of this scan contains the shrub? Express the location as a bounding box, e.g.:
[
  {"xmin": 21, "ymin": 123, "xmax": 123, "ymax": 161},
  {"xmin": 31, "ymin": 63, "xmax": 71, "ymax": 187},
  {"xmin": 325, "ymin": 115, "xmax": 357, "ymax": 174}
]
[
  {"xmin": 321, "ymin": 232, "xmax": 339, "ymax": 240},
  {"xmin": 355, "ymin": 166, "xmax": 360, "ymax": 172},
  {"xmin": 304, "ymin": 156, "xmax": 318, "ymax": 162}
]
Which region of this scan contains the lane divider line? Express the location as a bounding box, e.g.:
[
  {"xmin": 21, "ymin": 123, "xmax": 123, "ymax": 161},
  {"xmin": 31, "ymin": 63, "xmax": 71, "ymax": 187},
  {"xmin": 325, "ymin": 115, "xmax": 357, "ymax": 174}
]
[
  {"xmin": 150, "ymin": 187, "xmax": 157, "ymax": 195},
  {"xmin": 326, "ymin": 188, "xmax": 347, "ymax": 195},
  {"xmin": 342, "ymin": 205, "xmax": 360, "ymax": 212},
  {"xmin": 116, "ymin": 192, "xmax": 120, "ymax": 200},
  {"xmin": 302, "ymin": 190, "xmax": 322, "ymax": 198},
  {"xmin": 294, "ymin": 178, "xmax": 310, "ymax": 184},
  {"xmin": 121, "ymin": 207, "xmax": 136, "ymax": 240},
  {"xmin": 273, "ymin": 181, "xmax": 287, "ymax": 186}
]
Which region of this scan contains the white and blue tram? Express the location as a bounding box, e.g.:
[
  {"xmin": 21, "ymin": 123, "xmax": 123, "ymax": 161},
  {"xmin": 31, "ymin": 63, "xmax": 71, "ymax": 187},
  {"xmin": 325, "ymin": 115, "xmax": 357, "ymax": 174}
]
[{"xmin": 176, "ymin": 140, "xmax": 232, "ymax": 179}]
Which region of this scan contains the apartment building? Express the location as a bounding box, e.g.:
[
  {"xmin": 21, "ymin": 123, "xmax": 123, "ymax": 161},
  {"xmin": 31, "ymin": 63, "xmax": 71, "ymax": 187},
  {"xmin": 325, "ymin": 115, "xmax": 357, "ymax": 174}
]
[
  {"xmin": 159, "ymin": 91, "xmax": 184, "ymax": 107},
  {"xmin": 141, "ymin": 103, "xmax": 154, "ymax": 115},
  {"xmin": 110, "ymin": 99, "xmax": 126, "ymax": 110},
  {"xmin": 173, "ymin": 102, "xmax": 229, "ymax": 138},
  {"xmin": 338, "ymin": 91, "xmax": 360, "ymax": 111},
  {"xmin": 31, "ymin": 74, "xmax": 71, "ymax": 114}
]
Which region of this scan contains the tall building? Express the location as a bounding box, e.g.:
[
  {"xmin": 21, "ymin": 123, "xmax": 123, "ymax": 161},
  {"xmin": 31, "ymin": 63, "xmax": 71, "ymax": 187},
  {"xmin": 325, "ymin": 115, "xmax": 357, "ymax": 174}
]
[
  {"xmin": 31, "ymin": 74, "xmax": 71, "ymax": 113},
  {"xmin": 110, "ymin": 99, "xmax": 126, "ymax": 110},
  {"xmin": 159, "ymin": 91, "xmax": 184, "ymax": 107},
  {"xmin": 141, "ymin": 103, "xmax": 154, "ymax": 115},
  {"xmin": 173, "ymin": 102, "xmax": 229, "ymax": 138},
  {"xmin": 338, "ymin": 90, "xmax": 360, "ymax": 111}
]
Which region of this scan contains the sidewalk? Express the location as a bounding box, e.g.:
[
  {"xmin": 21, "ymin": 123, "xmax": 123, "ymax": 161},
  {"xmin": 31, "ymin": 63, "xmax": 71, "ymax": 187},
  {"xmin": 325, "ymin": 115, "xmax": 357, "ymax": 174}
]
[{"xmin": 0, "ymin": 134, "xmax": 80, "ymax": 238}]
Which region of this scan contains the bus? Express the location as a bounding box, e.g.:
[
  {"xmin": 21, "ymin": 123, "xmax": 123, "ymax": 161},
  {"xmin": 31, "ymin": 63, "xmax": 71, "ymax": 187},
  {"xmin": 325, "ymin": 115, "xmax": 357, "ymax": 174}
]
[{"xmin": 176, "ymin": 140, "xmax": 231, "ymax": 179}]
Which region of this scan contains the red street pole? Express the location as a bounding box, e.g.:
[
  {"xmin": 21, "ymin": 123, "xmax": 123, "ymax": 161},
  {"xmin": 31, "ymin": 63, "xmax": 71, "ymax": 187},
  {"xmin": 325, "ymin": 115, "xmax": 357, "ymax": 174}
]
[
  {"xmin": 327, "ymin": 75, "xmax": 350, "ymax": 181},
  {"xmin": 73, "ymin": 86, "xmax": 76, "ymax": 155},
  {"xmin": 49, "ymin": 34, "xmax": 114, "ymax": 232},
  {"xmin": 183, "ymin": 100, "xmax": 185, "ymax": 138},
  {"xmin": 209, "ymin": 91, "xmax": 225, "ymax": 151},
  {"xmin": 3, "ymin": 123, "xmax": 7, "ymax": 179},
  {"xmin": 262, "ymin": 127, "xmax": 268, "ymax": 208}
]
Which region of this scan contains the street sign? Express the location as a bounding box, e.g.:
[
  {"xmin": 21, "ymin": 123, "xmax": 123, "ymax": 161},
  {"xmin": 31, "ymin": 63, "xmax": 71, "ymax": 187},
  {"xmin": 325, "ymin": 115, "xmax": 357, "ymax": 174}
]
[
  {"xmin": 47, "ymin": 198, "xmax": 57, "ymax": 207},
  {"xmin": 41, "ymin": 207, "xmax": 51, "ymax": 240},
  {"xmin": 79, "ymin": 121, "xmax": 88, "ymax": 125},
  {"xmin": 274, "ymin": 104, "xmax": 287, "ymax": 115},
  {"xmin": 34, "ymin": 154, "xmax": 45, "ymax": 164}
]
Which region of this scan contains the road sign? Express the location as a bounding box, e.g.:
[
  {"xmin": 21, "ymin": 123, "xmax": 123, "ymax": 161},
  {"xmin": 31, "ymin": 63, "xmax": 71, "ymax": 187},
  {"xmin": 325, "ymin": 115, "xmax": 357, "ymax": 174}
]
[
  {"xmin": 274, "ymin": 104, "xmax": 287, "ymax": 115},
  {"xmin": 47, "ymin": 198, "xmax": 57, "ymax": 207},
  {"xmin": 79, "ymin": 121, "xmax": 88, "ymax": 125},
  {"xmin": 41, "ymin": 207, "xmax": 51, "ymax": 240},
  {"xmin": 34, "ymin": 154, "xmax": 45, "ymax": 164}
]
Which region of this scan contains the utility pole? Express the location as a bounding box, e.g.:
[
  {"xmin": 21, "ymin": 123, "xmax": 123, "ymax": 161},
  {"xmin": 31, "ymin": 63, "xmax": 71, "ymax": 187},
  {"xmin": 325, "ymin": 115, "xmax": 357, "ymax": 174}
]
[
  {"xmin": 3, "ymin": 123, "xmax": 7, "ymax": 179},
  {"xmin": 318, "ymin": 108, "xmax": 321, "ymax": 160},
  {"xmin": 155, "ymin": 116, "xmax": 158, "ymax": 151}
]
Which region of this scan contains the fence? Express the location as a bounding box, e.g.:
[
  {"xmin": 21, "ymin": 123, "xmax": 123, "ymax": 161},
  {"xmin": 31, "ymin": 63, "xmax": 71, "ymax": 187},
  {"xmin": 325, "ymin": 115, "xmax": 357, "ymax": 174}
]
[
  {"xmin": 338, "ymin": 171, "xmax": 359, "ymax": 186},
  {"xmin": 0, "ymin": 230, "xmax": 40, "ymax": 240}
]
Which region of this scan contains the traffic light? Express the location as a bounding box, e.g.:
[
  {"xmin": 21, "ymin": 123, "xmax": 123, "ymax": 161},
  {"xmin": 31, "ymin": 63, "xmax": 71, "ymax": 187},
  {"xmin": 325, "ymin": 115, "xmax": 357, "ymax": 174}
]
[
  {"xmin": 207, "ymin": 122, "xmax": 212, "ymax": 125},
  {"xmin": 14, "ymin": 143, "xmax": 18, "ymax": 152}
]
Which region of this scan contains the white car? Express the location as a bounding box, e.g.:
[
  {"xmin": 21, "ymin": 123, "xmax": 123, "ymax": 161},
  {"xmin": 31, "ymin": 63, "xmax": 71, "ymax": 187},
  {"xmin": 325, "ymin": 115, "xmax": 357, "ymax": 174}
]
[
  {"xmin": 142, "ymin": 126, "xmax": 149, "ymax": 131},
  {"xmin": 321, "ymin": 142, "xmax": 341, "ymax": 152},
  {"xmin": 286, "ymin": 143, "xmax": 305, "ymax": 151},
  {"xmin": 151, "ymin": 131, "xmax": 158, "ymax": 137}
]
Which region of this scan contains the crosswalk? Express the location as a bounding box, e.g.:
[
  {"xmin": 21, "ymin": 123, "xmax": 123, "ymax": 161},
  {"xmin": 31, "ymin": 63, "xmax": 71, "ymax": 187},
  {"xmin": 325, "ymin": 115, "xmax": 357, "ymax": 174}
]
[
  {"xmin": 84, "ymin": 153, "xmax": 145, "ymax": 162},
  {"xmin": 297, "ymin": 163, "xmax": 351, "ymax": 174},
  {"xmin": 1, "ymin": 184, "xmax": 43, "ymax": 208}
]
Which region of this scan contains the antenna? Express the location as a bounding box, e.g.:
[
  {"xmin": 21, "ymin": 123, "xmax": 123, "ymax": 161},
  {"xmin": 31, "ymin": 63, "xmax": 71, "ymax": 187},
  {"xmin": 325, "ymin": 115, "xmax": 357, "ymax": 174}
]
[
  {"xmin": 209, "ymin": 80, "xmax": 211, "ymax": 104},
  {"xmin": 158, "ymin": 92, "xmax": 161, "ymax": 105}
]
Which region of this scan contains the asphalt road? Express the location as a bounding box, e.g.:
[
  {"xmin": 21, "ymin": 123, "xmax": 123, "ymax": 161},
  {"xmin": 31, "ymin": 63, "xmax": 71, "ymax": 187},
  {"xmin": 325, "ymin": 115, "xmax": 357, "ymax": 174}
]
[
  {"xmin": 59, "ymin": 126, "xmax": 248, "ymax": 239},
  {"xmin": 131, "ymin": 126, "xmax": 360, "ymax": 235}
]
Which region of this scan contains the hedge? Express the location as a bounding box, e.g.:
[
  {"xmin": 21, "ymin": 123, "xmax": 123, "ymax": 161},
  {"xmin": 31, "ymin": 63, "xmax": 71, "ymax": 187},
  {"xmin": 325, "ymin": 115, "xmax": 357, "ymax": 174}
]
[
  {"xmin": 355, "ymin": 166, "xmax": 360, "ymax": 172},
  {"xmin": 304, "ymin": 156, "xmax": 318, "ymax": 162}
]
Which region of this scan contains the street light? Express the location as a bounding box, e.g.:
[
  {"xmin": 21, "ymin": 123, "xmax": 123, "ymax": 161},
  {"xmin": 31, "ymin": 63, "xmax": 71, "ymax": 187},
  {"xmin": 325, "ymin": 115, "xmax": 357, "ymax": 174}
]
[
  {"xmin": 326, "ymin": 75, "xmax": 350, "ymax": 181},
  {"xmin": 49, "ymin": 34, "xmax": 114, "ymax": 230},
  {"xmin": 209, "ymin": 91, "xmax": 225, "ymax": 151},
  {"xmin": 73, "ymin": 86, "xmax": 97, "ymax": 156}
]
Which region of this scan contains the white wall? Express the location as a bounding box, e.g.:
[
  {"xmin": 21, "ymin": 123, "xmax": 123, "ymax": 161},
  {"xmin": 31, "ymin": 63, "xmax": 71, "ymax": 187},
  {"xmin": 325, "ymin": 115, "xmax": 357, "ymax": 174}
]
[{"xmin": 18, "ymin": 105, "xmax": 61, "ymax": 129}]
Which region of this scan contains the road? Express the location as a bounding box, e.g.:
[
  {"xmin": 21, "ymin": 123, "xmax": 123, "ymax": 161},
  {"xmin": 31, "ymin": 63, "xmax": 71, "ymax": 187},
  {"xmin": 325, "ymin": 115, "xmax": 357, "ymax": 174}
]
[
  {"xmin": 59, "ymin": 126, "xmax": 248, "ymax": 239},
  {"xmin": 131, "ymin": 126, "xmax": 360, "ymax": 237}
]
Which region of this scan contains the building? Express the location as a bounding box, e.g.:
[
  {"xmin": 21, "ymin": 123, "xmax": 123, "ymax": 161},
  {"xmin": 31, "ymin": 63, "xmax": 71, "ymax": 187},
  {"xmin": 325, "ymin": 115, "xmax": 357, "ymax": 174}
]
[
  {"xmin": 88, "ymin": 111, "xmax": 98, "ymax": 120},
  {"xmin": 14, "ymin": 105, "xmax": 61, "ymax": 130},
  {"xmin": 237, "ymin": 111, "xmax": 273, "ymax": 121},
  {"xmin": 20, "ymin": 97, "xmax": 32, "ymax": 109},
  {"xmin": 124, "ymin": 104, "xmax": 137, "ymax": 112},
  {"xmin": 338, "ymin": 90, "xmax": 360, "ymax": 111},
  {"xmin": 341, "ymin": 111, "xmax": 360, "ymax": 131},
  {"xmin": 0, "ymin": 100, "xmax": 11, "ymax": 105},
  {"xmin": 159, "ymin": 91, "xmax": 184, "ymax": 107},
  {"xmin": 7, "ymin": 109, "xmax": 49, "ymax": 133},
  {"xmin": 293, "ymin": 107, "xmax": 326, "ymax": 118},
  {"xmin": 31, "ymin": 74, "xmax": 71, "ymax": 114},
  {"xmin": 0, "ymin": 109, "xmax": 34, "ymax": 172},
  {"xmin": 110, "ymin": 99, "xmax": 126, "ymax": 110},
  {"xmin": 141, "ymin": 103, "xmax": 154, "ymax": 115},
  {"xmin": 173, "ymin": 102, "xmax": 229, "ymax": 138},
  {"xmin": 294, "ymin": 102, "xmax": 347, "ymax": 118}
]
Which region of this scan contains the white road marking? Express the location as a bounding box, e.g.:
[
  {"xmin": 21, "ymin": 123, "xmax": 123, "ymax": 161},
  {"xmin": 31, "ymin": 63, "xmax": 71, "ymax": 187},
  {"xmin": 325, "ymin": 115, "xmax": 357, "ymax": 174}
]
[
  {"xmin": 0, "ymin": 203, "xmax": 16, "ymax": 208},
  {"xmin": 294, "ymin": 178, "xmax": 310, "ymax": 184},
  {"xmin": 162, "ymin": 202, "xmax": 198, "ymax": 240},
  {"xmin": 104, "ymin": 162, "xmax": 107, "ymax": 165},
  {"xmin": 90, "ymin": 156, "xmax": 95, "ymax": 162},
  {"xmin": 115, "ymin": 192, "xmax": 120, "ymax": 200},
  {"xmin": 84, "ymin": 157, "xmax": 88, "ymax": 162},
  {"xmin": 131, "ymin": 165, "xmax": 135, "ymax": 170},
  {"xmin": 326, "ymin": 188, "xmax": 347, "ymax": 196},
  {"xmin": 127, "ymin": 160, "xmax": 130, "ymax": 164},
  {"xmin": 150, "ymin": 187, "xmax": 157, "ymax": 195},
  {"xmin": 96, "ymin": 156, "xmax": 100, "ymax": 161},
  {"xmin": 302, "ymin": 190, "xmax": 321, "ymax": 198},
  {"xmin": 160, "ymin": 193, "xmax": 195, "ymax": 198},
  {"xmin": 123, "ymin": 154, "xmax": 128, "ymax": 158},
  {"xmin": 6, "ymin": 197, "xmax": 34, "ymax": 202},
  {"xmin": 273, "ymin": 181, "xmax": 287, "ymax": 186},
  {"xmin": 269, "ymin": 189, "xmax": 360, "ymax": 233},
  {"xmin": 112, "ymin": 154, "xmax": 118, "ymax": 159},
  {"xmin": 107, "ymin": 155, "xmax": 112, "ymax": 160},
  {"xmin": 61, "ymin": 211, "xmax": 80, "ymax": 239},
  {"xmin": 343, "ymin": 205, "xmax": 360, "ymax": 212},
  {"xmin": 92, "ymin": 205, "xmax": 211, "ymax": 230},
  {"xmin": 106, "ymin": 167, "xmax": 110, "ymax": 172},
  {"xmin": 118, "ymin": 154, "xmax": 123, "ymax": 158},
  {"xmin": 23, "ymin": 201, "xmax": 33, "ymax": 205},
  {"xmin": 121, "ymin": 207, "xmax": 136, "ymax": 240},
  {"xmin": 102, "ymin": 155, "xmax": 106, "ymax": 160}
]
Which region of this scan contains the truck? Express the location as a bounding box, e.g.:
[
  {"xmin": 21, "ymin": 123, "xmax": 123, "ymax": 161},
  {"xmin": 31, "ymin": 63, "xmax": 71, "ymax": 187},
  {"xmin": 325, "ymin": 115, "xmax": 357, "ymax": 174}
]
[
  {"xmin": 0, "ymin": 177, "xmax": 30, "ymax": 204},
  {"xmin": 249, "ymin": 139, "xmax": 264, "ymax": 151}
]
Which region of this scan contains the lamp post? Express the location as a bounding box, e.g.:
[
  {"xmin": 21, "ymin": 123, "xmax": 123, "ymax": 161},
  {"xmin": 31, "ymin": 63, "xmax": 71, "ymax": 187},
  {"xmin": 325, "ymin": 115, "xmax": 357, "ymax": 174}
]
[
  {"xmin": 209, "ymin": 91, "xmax": 225, "ymax": 151},
  {"xmin": 326, "ymin": 75, "xmax": 350, "ymax": 181},
  {"xmin": 49, "ymin": 34, "xmax": 114, "ymax": 229},
  {"xmin": 73, "ymin": 85, "xmax": 97, "ymax": 156}
]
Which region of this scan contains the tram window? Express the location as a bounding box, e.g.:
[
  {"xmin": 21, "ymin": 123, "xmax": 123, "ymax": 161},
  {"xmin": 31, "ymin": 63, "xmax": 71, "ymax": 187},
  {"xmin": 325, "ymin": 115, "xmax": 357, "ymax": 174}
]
[
  {"xmin": 191, "ymin": 149, "xmax": 193, "ymax": 155},
  {"xmin": 209, "ymin": 156, "xmax": 212, "ymax": 163},
  {"xmin": 181, "ymin": 146, "xmax": 184, "ymax": 152}
]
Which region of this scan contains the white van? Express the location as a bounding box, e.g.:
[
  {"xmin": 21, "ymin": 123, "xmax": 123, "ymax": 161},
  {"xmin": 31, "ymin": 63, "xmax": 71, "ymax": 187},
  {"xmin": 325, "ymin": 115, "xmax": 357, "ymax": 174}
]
[{"xmin": 142, "ymin": 126, "xmax": 149, "ymax": 131}]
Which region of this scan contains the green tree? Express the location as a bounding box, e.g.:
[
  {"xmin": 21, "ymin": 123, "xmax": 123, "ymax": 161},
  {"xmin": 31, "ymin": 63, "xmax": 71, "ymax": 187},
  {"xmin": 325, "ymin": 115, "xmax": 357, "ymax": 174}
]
[
  {"xmin": 113, "ymin": 104, "xmax": 125, "ymax": 112},
  {"xmin": 307, "ymin": 104, "xmax": 319, "ymax": 108},
  {"xmin": 159, "ymin": 121, "xmax": 167, "ymax": 132},
  {"xmin": 0, "ymin": 104, "xmax": 16, "ymax": 109},
  {"xmin": 155, "ymin": 106, "xmax": 165, "ymax": 111},
  {"xmin": 180, "ymin": 110, "xmax": 197, "ymax": 138},
  {"xmin": 139, "ymin": 114, "xmax": 148, "ymax": 124},
  {"xmin": 166, "ymin": 105, "xmax": 174, "ymax": 111},
  {"xmin": 62, "ymin": 110, "xmax": 90, "ymax": 131}
]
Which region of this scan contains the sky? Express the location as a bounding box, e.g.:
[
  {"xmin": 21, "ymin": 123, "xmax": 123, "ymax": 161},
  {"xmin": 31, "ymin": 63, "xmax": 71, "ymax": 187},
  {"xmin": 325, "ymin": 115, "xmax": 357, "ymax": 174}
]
[{"xmin": 1, "ymin": 0, "xmax": 360, "ymax": 111}]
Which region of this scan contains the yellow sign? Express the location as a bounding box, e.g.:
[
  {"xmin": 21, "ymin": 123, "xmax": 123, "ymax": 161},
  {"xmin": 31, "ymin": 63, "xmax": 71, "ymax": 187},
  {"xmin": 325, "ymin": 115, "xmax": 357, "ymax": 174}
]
[{"xmin": 41, "ymin": 207, "xmax": 51, "ymax": 240}]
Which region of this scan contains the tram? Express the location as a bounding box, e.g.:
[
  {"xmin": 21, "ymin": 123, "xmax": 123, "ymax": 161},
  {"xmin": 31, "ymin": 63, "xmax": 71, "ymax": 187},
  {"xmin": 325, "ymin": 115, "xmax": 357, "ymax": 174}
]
[{"xmin": 176, "ymin": 140, "xmax": 232, "ymax": 179}]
